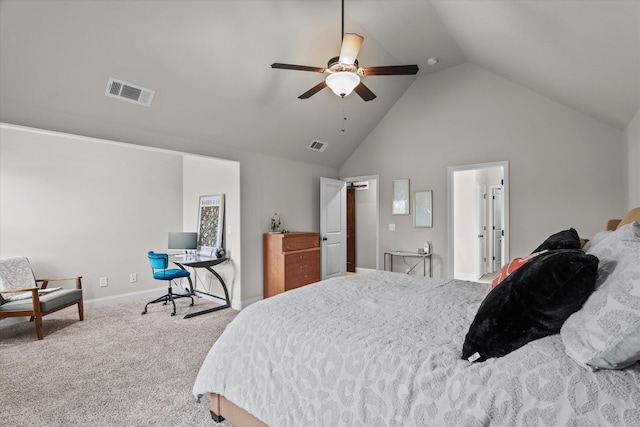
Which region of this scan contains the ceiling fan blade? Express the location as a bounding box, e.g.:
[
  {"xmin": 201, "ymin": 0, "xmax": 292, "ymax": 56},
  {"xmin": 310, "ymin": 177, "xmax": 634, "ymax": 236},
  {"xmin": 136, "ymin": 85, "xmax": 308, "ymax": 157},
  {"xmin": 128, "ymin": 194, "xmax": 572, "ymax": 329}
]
[
  {"xmin": 298, "ymin": 81, "xmax": 327, "ymax": 99},
  {"xmin": 271, "ymin": 63, "xmax": 326, "ymax": 73},
  {"xmin": 354, "ymin": 82, "xmax": 376, "ymax": 101},
  {"xmin": 339, "ymin": 33, "xmax": 364, "ymax": 65},
  {"xmin": 361, "ymin": 65, "xmax": 419, "ymax": 76}
]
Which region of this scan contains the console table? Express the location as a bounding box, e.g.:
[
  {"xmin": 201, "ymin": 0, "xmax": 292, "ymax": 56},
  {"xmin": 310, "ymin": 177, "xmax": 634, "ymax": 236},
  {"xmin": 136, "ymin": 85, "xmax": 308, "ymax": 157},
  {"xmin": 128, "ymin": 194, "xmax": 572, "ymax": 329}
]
[
  {"xmin": 172, "ymin": 255, "xmax": 230, "ymax": 318},
  {"xmin": 384, "ymin": 251, "xmax": 432, "ymax": 277}
]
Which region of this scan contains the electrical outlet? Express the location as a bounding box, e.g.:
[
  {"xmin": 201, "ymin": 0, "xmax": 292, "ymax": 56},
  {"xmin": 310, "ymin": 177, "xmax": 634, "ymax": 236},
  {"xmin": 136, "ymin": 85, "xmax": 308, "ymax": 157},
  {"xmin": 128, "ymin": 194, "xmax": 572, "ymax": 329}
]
[
  {"xmin": 99, "ymin": 277, "xmax": 108, "ymax": 287},
  {"xmin": 130, "ymin": 273, "xmax": 137, "ymax": 283},
  {"xmin": 389, "ymin": 223, "xmax": 396, "ymax": 231}
]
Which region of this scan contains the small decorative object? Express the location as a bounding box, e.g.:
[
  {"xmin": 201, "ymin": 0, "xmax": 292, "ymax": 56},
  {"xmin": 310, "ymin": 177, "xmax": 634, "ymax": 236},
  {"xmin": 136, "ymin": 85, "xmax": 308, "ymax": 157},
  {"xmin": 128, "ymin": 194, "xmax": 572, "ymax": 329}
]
[
  {"xmin": 392, "ymin": 179, "xmax": 410, "ymax": 215},
  {"xmin": 414, "ymin": 190, "xmax": 433, "ymax": 227},
  {"xmin": 270, "ymin": 213, "xmax": 281, "ymax": 233},
  {"xmin": 215, "ymin": 248, "xmax": 225, "ymax": 258}
]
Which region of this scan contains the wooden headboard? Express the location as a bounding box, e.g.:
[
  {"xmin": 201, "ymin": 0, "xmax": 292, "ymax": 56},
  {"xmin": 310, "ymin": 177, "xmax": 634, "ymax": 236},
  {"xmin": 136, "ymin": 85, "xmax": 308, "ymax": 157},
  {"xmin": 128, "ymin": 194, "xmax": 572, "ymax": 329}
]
[{"xmin": 606, "ymin": 207, "xmax": 640, "ymax": 231}]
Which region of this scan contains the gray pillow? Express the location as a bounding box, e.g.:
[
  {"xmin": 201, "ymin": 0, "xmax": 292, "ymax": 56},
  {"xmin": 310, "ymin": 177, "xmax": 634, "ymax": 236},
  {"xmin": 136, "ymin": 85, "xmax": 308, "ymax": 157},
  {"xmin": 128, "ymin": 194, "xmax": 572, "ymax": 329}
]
[{"xmin": 560, "ymin": 221, "xmax": 640, "ymax": 370}]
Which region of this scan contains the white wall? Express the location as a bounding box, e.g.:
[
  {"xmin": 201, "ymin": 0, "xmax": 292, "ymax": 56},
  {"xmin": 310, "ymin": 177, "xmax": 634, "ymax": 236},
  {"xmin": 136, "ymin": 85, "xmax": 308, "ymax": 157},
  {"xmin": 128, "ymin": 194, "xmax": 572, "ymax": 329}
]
[
  {"xmin": 182, "ymin": 155, "xmax": 241, "ymax": 308},
  {"xmin": 340, "ymin": 63, "xmax": 626, "ymax": 276},
  {"xmin": 625, "ymin": 108, "xmax": 640, "ymax": 209},
  {"xmin": 453, "ymin": 169, "xmax": 476, "ymax": 279},
  {"xmin": 0, "ymin": 124, "xmax": 183, "ymax": 301},
  {"xmin": 0, "ymin": 123, "xmax": 338, "ymax": 308}
]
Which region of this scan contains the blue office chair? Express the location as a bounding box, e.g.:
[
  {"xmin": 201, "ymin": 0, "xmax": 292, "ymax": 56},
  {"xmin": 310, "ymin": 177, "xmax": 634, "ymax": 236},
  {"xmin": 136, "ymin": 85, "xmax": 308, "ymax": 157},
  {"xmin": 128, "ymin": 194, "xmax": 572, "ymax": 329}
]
[{"xmin": 142, "ymin": 251, "xmax": 194, "ymax": 316}]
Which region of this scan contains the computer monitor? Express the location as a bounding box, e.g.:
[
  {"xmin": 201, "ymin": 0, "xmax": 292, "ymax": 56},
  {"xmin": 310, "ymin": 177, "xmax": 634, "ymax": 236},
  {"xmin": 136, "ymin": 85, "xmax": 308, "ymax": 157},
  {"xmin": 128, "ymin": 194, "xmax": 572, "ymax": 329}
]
[{"xmin": 168, "ymin": 232, "xmax": 198, "ymax": 252}]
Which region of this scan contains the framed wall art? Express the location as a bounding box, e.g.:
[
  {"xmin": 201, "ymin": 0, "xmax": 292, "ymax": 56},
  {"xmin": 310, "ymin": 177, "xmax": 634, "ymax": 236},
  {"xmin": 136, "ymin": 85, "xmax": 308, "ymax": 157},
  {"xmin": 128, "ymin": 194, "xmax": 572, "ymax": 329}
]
[
  {"xmin": 414, "ymin": 190, "xmax": 433, "ymax": 228},
  {"xmin": 392, "ymin": 179, "xmax": 410, "ymax": 215},
  {"xmin": 197, "ymin": 194, "xmax": 225, "ymax": 255}
]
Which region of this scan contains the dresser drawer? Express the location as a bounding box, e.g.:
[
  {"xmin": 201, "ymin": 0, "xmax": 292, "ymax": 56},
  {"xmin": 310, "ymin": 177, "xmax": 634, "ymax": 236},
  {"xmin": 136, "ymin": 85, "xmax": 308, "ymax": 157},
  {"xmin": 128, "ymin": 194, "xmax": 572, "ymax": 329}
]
[
  {"xmin": 285, "ymin": 249, "xmax": 320, "ymax": 268},
  {"xmin": 285, "ymin": 265, "xmax": 320, "ymax": 290},
  {"xmin": 281, "ymin": 234, "xmax": 318, "ymax": 252}
]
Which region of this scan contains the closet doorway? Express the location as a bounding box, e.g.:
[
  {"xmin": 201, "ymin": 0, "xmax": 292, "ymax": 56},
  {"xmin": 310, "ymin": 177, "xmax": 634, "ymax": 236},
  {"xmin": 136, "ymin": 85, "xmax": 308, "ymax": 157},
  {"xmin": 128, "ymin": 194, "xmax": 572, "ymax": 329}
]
[
  {"xmin": 447, "ymin": 161, "xmax": 509, "ymax": 280},
  {"xmin": 343, "ymin": 175, "xmax": 379, "ymax": 273}
]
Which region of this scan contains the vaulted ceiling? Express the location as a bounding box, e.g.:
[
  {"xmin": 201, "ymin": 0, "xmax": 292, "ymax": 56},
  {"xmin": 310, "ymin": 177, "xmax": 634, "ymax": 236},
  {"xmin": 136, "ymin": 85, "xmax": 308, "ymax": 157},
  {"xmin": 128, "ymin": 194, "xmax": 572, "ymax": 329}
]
[{"xmin": 1, "ymin": 0, "xmax": 638, "ymax": 169}]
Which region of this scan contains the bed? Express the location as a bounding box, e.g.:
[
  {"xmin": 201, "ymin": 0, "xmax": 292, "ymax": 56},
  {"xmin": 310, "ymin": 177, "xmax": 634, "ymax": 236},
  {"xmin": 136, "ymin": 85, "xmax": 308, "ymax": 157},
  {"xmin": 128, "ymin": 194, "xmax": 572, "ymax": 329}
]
[{"xmin": 193, "ymin": 208, "xmax": 640, "ymax": 426}]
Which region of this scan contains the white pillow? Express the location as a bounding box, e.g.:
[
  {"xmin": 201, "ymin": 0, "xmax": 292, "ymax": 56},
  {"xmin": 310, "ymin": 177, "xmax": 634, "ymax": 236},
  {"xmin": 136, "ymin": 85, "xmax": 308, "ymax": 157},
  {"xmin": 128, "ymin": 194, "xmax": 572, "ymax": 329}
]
[
  {"xmin": 561, "ymin": 221, "xmax": 640, "ymax": 370},
  {"xmin": 0, "ymin": 256, "xmax": 38, "ymax": 301}
]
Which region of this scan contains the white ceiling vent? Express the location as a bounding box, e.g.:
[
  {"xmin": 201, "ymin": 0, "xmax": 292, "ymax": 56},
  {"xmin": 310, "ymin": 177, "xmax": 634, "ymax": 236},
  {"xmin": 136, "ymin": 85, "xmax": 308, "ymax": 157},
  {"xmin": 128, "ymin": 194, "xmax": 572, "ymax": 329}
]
[
  {"xmin": 105, "ymin": 78, "xmax": 154, "ymax": 107},
  {"xmin": 308, "ymin": 140, "xmax": 328, "ymax": 152}
]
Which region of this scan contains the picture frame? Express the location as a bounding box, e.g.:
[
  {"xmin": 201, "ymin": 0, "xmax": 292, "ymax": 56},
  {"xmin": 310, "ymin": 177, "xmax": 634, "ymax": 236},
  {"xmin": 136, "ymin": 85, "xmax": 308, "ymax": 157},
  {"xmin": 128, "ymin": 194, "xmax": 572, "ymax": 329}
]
[
  {"xmin": 392, "ymin": 179, "xmax": 410, "ymax": 215},
  {"xmin": 197, "ymin": 194, "xmax": 225, "ymax": 255},
  {"xmin": 414, "ymin": 190, "xmax": 433, "ymax": 227}
]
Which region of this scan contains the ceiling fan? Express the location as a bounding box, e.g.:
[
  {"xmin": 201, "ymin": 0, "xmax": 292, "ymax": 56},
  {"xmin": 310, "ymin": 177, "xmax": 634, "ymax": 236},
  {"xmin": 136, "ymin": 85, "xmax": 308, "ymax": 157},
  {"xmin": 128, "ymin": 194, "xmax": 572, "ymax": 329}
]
[{"xmin": 270, "ymin": 0, "xmax": 419, "ymax": 101}]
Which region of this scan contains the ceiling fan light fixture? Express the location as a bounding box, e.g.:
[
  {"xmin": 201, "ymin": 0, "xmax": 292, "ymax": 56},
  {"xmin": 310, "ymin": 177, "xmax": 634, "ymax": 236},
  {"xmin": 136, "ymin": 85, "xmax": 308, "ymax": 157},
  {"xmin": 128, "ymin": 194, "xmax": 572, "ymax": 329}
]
[
  {"xmin": 326, "ymin": 72, "xmax": 360, "ymax": 98},
  {"xmin": 339, "ymin": 33, "xmax": 364, "ymax": 65}
]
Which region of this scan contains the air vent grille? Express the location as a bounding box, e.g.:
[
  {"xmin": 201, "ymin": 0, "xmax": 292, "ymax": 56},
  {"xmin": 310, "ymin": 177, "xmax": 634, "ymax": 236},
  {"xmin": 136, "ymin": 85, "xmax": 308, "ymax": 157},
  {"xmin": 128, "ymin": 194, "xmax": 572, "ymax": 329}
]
[
  {"xmin": 105, "ymin": 78, "xmax": 154, "ymax": 107},
  {"xmin": 308, "ymin": 140, "xmax": 328, "ymax": 152}
]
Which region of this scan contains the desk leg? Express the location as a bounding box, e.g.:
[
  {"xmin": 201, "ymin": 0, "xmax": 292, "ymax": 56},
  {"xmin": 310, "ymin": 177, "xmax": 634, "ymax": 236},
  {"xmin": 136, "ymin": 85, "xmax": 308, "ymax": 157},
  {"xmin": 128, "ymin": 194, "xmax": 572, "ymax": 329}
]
[
  {"xmin": 184, "ymin": 266, "xmax": 231, "ymax": 319},
  {"xmin": 175, "ymin": 264, "xmax": 196, "ymax": 293}
]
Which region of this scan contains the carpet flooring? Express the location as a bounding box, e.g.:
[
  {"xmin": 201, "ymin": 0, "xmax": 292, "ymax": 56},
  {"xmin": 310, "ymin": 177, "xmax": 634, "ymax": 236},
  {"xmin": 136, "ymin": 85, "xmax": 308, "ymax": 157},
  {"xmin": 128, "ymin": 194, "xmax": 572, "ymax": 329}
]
[{"xmin": 0, "ymin": 297, "xmax": 237, "ymax": 426}]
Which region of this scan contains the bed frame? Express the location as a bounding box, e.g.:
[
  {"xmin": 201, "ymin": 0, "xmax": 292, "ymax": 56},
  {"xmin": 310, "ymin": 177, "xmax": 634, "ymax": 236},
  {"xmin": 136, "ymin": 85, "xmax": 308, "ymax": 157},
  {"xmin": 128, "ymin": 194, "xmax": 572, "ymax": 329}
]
[{"xmin": 210, "ymin": 393, "xmax": 267, "ymax": 427}]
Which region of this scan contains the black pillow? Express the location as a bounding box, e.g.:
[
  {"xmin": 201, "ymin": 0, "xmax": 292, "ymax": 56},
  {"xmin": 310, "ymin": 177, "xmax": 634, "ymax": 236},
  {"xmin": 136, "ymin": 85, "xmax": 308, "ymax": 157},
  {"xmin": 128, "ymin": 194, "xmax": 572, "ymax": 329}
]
[
  {"xmin": 461, "ymin": 249, "xmax": 598, "ymax": 362},
  {"xmin": 531, "ymin": 228, "xmax": 581, "ymax": 253}
]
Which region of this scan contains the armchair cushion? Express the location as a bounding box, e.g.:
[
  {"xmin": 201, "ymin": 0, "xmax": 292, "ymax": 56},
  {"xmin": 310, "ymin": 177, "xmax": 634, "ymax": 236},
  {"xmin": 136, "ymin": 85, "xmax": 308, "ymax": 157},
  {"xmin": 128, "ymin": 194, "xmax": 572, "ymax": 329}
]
[
  {"xmin": 0, "ymin": 289, "xmax": 82, "ymax": 313},
  {"xmin": 0, "ymin": 257, "xmax": 38, "ymax": 301}
]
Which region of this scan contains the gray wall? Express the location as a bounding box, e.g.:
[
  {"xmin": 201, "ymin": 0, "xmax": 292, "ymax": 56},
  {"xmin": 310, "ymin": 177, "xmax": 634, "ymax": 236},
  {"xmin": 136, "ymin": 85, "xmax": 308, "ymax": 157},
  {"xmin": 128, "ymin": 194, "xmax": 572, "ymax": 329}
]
[
  {"xmin": 340, "ymin": 63, "xmax": 627, "ymax": 277},
  {"xmin": 0, "ymin": 124, "xmax": 338, "ymax": 307},
  {"xmin": 0, "ymin": 125, "xmax": 184, "ymax": 301}
]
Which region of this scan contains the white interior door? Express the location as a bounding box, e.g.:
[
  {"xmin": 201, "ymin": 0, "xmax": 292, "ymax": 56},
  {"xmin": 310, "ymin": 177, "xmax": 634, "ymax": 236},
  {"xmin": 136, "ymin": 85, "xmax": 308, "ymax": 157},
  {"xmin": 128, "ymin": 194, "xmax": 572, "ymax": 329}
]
[
  {"xmin": 320, "ymin": 177, "xmax": 346, "ymax": 280},
  {"xmin": 476, "ymin": 182, "xmax": 488, "ymax": 278}
]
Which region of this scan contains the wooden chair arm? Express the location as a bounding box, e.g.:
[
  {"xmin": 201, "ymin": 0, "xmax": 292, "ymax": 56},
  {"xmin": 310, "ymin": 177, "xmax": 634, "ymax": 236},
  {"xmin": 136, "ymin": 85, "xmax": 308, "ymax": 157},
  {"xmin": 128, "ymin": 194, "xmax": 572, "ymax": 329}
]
[
  {"xmin": 37, "ymin": 276, "xmax": 83, "ymax": 290},
  {"xmin": 0, "ymin": 287, "xmax": 39, "ymax": 294}
]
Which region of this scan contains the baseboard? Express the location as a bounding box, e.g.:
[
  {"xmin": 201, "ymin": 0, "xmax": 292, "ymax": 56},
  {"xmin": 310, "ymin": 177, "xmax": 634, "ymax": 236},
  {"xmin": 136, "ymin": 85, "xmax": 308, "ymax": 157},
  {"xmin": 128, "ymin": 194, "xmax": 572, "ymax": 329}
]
[
  {"xmin": 454, "ymin": 272, "xmax": 479, "ymax": 281},
  {"xmin": 84, "ymin": 287, "xmax": 166, "ymax": 309},
  {"xmin": 355, "ymin": 267, "xmax": 376, "ymax": 274},
  {"xmin": 235, "ymin": 295, "xmax": 262, "ymax": 310}
]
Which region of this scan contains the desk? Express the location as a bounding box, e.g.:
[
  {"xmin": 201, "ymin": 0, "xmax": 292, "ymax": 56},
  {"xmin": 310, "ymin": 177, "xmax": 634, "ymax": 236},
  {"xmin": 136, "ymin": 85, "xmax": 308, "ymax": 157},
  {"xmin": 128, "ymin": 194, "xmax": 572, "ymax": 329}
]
[
  {"xmin": 172, "ymin": 255, "xmax": 230, "ymax": 318},
  {"xmin": 384, "ymin": 251, "xmax": 432, "ymax": 277}
]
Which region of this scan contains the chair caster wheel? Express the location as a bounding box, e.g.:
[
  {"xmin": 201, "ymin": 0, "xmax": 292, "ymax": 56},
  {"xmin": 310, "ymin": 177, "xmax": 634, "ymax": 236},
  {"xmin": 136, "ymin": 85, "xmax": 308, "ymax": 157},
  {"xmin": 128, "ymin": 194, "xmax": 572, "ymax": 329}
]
[
  {"xmin": 190, "ymin": 303, "xmax": 194, "ymax": 306},
  {"xmin": 141, "ymin": 311, "xmax": 147, "ymax": 315},
  {"xmin": 171, "ymin": 312, "xmax": 176, "ymax": 316}
]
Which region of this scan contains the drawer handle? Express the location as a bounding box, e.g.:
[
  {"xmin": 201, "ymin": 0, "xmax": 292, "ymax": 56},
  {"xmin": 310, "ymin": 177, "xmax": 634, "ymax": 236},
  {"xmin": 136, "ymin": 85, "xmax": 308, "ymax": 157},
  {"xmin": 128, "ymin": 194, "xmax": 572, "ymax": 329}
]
[{"xmin": 300, "ymin": 265, "xmax": 307, "ymax": 269}]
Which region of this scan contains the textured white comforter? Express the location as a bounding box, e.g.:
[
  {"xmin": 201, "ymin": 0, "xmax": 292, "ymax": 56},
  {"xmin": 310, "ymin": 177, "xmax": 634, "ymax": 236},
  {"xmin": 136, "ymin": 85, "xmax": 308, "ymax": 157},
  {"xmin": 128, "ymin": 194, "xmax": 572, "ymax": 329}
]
[{"xmin": 193, "ymin": 271, "xmax": 640, "ymax": 426}]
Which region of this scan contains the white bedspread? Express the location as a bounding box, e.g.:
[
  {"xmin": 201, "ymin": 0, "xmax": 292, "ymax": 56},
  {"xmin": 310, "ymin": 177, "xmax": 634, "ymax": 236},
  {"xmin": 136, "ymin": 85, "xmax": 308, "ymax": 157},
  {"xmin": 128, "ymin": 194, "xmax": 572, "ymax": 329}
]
[{"xmin": 193, "ymin": 271, "xmax": 640, "ymax": 426}]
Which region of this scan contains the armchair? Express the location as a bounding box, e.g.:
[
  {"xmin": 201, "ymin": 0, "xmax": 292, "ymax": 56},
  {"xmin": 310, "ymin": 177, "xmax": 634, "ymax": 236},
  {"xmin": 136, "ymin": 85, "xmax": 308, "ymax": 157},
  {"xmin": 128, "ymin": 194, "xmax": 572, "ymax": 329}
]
[{"xmin": 0, "ymin": 257, "xmax": 83, "ymax": 340}]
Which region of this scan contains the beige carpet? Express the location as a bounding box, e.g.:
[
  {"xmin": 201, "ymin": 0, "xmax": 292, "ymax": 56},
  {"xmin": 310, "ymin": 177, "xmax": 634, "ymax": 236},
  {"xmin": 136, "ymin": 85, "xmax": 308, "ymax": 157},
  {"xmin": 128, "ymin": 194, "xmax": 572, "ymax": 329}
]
[{"xmin": 0, "ymin": 297, "xmax": 237, "ymax": 426}]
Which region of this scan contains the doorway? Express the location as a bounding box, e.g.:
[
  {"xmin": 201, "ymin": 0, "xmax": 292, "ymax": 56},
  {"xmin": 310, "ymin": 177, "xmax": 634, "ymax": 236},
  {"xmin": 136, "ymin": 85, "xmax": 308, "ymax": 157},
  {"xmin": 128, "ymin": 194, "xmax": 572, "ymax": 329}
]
[
  {"xmin": 343, "ymin": 175, "xmax": 379, "ymax": 273},
  {"xmin": 447, "ymin": 161, "xmax": 509, "ymax": 280}
]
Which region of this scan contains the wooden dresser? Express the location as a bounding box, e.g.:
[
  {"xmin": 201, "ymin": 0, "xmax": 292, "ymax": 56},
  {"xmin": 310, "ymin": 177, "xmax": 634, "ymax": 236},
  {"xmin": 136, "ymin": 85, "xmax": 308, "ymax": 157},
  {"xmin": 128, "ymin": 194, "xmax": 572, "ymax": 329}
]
[{"xmin": 263, "ymin": 232, "xmax": 320, "ymax": 298}]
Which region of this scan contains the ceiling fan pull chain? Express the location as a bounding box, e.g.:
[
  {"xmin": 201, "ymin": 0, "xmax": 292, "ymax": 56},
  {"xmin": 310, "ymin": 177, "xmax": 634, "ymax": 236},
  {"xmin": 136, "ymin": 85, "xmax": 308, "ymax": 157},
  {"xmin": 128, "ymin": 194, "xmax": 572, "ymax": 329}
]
[{"xmin": 341, "ymin": 107, "xmax": 347, "ymax": 132}]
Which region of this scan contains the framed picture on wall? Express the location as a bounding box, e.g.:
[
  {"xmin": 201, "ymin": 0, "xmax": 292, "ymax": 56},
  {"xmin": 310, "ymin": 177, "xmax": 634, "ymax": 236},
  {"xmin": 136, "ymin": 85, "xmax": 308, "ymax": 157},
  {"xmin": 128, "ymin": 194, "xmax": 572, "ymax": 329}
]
[
  {"xmin": 197, "ymin": 194, "xmax": 225, "ymax": 255},
  {"xmin": 414, "ymin": 190, "xmax": 433, "ymax": 227},
  {"xmin": 392, "ymin": 179, "xmax": 410, "ymax": 215}
]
